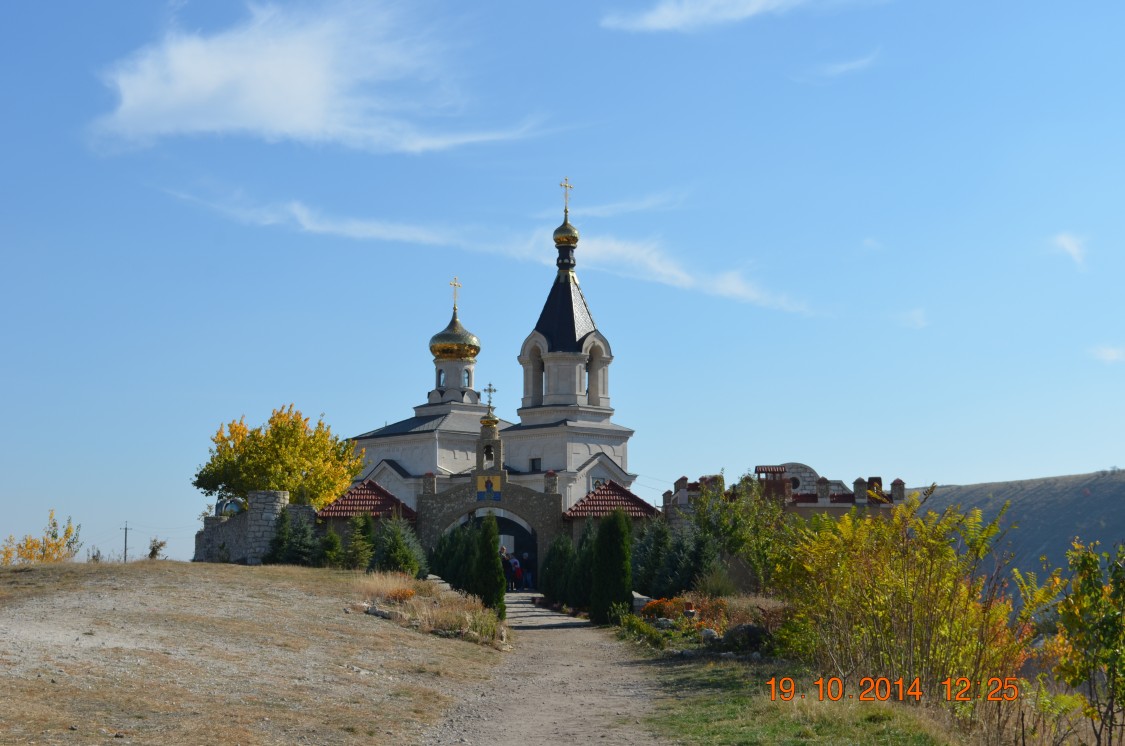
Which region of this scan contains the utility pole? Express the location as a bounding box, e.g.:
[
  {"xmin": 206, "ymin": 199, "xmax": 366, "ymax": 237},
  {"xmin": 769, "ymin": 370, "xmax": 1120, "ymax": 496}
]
[{"xmin": 121, "ymin": 521, "xmax": 129, "ymax": 563}]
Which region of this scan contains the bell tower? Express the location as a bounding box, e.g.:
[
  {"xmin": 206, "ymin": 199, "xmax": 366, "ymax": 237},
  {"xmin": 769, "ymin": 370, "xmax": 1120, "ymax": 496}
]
[{"xmin": 517, "ymin": 181, "xmax": 615, "ymax": 422}]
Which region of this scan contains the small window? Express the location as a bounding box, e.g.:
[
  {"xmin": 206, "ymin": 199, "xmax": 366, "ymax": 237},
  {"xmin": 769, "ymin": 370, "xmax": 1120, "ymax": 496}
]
[
  {"xmin": 437, "ymin": 369, "xmax": 446, "ymax": 387},
  {"xmin": 790, "ymin": 477, "xmax": 800, "ymax": 490},
  {"xmin": 530, "ymin": 458, "xmax": 542, "ymax": 472},
  {"xmin": 462, "ymin": 369, "xmax": 470, "ymax": 387}
]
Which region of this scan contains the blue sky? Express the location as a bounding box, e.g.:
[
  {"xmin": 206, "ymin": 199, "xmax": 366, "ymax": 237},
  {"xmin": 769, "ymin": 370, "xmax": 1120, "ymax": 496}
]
[{"xmin": 2, "ymin": 1, "xmax": 1122, "ymax": 561}]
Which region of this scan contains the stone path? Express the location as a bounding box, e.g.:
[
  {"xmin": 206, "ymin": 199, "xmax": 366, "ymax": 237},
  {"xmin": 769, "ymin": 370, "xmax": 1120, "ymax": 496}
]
[{"xmin": 419, "ymin": 593, "xmax": 670, "ymax": 746}]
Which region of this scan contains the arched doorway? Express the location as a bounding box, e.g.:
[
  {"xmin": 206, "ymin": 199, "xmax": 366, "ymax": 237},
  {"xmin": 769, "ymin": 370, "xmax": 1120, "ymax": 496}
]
[{"xmin": 446, "ymin": 508, "xmax": 539, "ymax": 588}]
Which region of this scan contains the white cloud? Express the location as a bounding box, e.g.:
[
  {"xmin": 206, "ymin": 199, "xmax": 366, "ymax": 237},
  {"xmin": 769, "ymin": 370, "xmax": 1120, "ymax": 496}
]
[
  {"xmin": 820, "ymin": 49, "xmax": 879, "ymax": 77},
  {"xmin": 534, "ymin": 191, "xmax": 687, "ymax": 221},
  {"xmin": 1092, "ymin": 346, "xmax": 1125, "ymax": 363},
  {"xmin": 602, "ymin": 0, "xmax": 809, "ymax": 32},
  {"xmin": 174, "ymin": 189, "xmax": 807, "ymax": 312},
  {"xmin": 898, "ymin": 308, "xmax": 928, "ymax": 329},
  {"xmin": 95, "ymin": 3, "xmax": 532, "ymax": 153},
  {"xmin": 1053, "ymin": 233, "xmax": 1086, "ymax": 266}
]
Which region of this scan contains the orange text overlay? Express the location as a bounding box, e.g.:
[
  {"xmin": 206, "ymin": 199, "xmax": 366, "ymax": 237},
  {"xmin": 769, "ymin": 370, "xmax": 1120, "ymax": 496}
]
[{"xmin": 766, "ymin": 677, "xmax": 1021, "ymax": 703}]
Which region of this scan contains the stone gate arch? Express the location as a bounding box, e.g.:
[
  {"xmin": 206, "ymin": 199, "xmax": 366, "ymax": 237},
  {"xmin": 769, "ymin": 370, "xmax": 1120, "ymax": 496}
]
[{"xmin": 417, "ymin": 477, "xmax": 565, "ymax": 573}]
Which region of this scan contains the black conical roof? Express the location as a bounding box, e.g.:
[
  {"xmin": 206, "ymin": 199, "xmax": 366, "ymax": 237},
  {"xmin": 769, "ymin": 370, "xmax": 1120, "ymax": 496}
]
[{"xmin": 534, "ymin": 273, "xmax": 596, "ymax": 352}]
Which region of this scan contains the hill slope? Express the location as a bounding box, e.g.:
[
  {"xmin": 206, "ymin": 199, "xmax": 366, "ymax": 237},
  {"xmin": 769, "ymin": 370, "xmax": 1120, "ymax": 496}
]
[
  {"xmin": 0, "ymin": 562, "xmax": 499, "ymax": 744},
  {"xmin": 920, "ymin": 469, "xmax": 1125, "ymax": 577}
]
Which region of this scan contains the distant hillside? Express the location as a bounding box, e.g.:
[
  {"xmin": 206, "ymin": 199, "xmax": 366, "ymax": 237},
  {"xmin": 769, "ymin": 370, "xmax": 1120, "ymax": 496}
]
[{"xmin": 918, "ymin": 469, "xmax": 1125, "ymax": 579}]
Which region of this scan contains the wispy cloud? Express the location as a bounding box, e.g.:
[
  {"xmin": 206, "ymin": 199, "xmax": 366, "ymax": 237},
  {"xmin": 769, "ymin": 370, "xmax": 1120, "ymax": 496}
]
[
  {"xmin": 534, "ymin": 191, "xmax": 687, "ymax": 221},
  {"xmin": 94, "ymin": 3, "xmax": 533, "ymax": 153},
  {"xmin": 602, "ymin": 0, "xmax": 807, "ymax": 32},
  {"xmin": 898, "ymin": 308, "xmax": 928, "ymax": 329},
  {"xmin": 1053, "ymin": 232, "xmax": 1086, "ymax": 266},
  {"xmin": 819, "ymin": 49, "xmax": 879, "ymax": 77},
  {"xmin": 168, "ymin": 189, "xmax": 458, "ymax": 245},
  {"xmin": 173, "ymin": 189, "xmax": 807, "ymax": 312},
  {"xmin": 1092, "ymin": 346, "xmax": 1125, "ymax": 363}
]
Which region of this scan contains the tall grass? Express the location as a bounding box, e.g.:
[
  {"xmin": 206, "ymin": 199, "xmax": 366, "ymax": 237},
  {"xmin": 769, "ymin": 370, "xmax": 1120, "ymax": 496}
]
[{"xmin": 355, "ymin": 572, "xmax": 507, "ymax": 647}]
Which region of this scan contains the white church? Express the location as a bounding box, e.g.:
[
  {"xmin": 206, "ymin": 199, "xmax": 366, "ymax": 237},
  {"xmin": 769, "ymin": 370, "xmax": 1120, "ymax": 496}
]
[{"xmin": 350, "ymin": 204, "xmax": 638, "ymax": 512}]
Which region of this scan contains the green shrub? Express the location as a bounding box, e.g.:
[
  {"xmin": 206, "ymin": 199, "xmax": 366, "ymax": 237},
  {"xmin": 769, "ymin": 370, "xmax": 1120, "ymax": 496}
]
[
  {"xmin": 471, "ymin": 513, "xmax": 506, "ymax": 619},
  {"xmin": 343, "ymin": 515, "xmax": 374, "ymax": 570},
  {"xmin": 320, "ymin": 525, "xmax": 343, "ymax": 568},
  {"xmin": 618, "ymin": 613, "xmax": 666, "ymax": 649},
  {"xmin": 540, "ymin": 534, "xmax": 576, "ymax": 605},
  {"xmin": 693, "ymin": 562, "xmax": 737, "ymax": 598},
  {"xmin": 372, "ymin": 515, "xmax": 427, "ymax": 578},
  {"xmin": 429, "ymin": 522, "xmax": 478, "ymax": 591},
  {"xmin": 591, "ymin": 509, "xmax": 633, "ymax": 624},
  {"xmin": 568, "ymin": 519, "xmax": 596, "ymax": 609},
  {"xmin": 632, "ymin": 518, "xmax": 671, "ymax": 597}
]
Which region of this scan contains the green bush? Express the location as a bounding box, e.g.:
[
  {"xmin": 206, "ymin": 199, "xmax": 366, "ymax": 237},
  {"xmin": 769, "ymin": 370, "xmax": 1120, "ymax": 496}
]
[
  {"xmin": 372, "ymin": 515, "xmax": 427, "ymax": 578},
  {"xmin": 429, "ymin": 521, "xmax": 479, "ymax": 592},
  {"xmin": 591, "ymin": 509, "xmax": 633, "ymax": 624},
  {"xmin": 343, "ymin": 515, "xmax": 374, "ymax": 570},
  {"xmin": 632, "ymin": 518, "xmax": 671, "ymax": 597},
  {"xmin": 471, "ymin": 513, "xmax": 506, "ymax": 619},
  {"xmin": 320, "ymin": 525, "xmax": 343, "ymax": 568},
  {"xmin": 540, "ymin": 534, "xmax": 576, "ymax": 605},
  {"xmin": 568, "ymin": 519, "xmax": 596, "ymax": 609},
  {"xmin": 263, "ymin": 509, "xmax": 317, "ymax": 566},
  {"xmin": 693, "ymin": 562, "xmax": 737, "ymax": 598},
  {"xmin": 618, "ymin": 613, "xmax": 666, "ymax": 649}
]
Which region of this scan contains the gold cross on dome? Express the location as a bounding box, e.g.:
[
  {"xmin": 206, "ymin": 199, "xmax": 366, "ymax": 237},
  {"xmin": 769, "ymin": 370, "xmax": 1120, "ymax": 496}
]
[
  {"xmin": 450, "ymin": 276, "xmax": 462, "ymax": 309},
  {"xmin": 483, "ymin": 383, "xmax": 497, "ymax": 408},
  {"xmin": 560, "ymin": 177, "xmax": 573, "ymax": 215}
]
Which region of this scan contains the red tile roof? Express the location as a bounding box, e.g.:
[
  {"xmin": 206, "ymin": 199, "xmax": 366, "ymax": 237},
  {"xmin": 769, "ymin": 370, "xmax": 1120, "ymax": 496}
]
[
  {"xmin": 564, "ymin": 480, "xmax": 660, "ymax": 520},
  {"xmin": 317, "ymin": 480, "xmax": 416, "ymax": 521}
]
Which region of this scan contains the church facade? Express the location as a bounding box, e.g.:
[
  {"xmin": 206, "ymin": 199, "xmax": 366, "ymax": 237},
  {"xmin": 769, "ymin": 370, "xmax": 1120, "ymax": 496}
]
[{"xmin": 347, "ymin": 207, "xmax": 654, "ymax": 566}]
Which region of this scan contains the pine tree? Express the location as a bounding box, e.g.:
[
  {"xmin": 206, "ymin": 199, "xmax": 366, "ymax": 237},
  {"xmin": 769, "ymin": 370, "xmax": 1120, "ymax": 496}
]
[
  {"xmin": 282, "ymin": 515, "xmax": 317, "ymax": 566},
  {"xmin": 343, "ymin": 515, "xmax": 374, "ymax": 570},
  {"xmin": 263, "ymin": 509, "xmax": 292, "ymax": 564},
  {"xmin": 320, "ymin": 525, "xmax": 343, "ymax": 568},
  {"xmin": 374, "ymin": 517, "xmax": 421, "ymax": 577},
  {"xmin": 472, "ymin": 513, "xmax": 506, "ymax": 619},
  {"xmin": 590, "ymin": 509, "xmax": 633, "ymax": 624}
]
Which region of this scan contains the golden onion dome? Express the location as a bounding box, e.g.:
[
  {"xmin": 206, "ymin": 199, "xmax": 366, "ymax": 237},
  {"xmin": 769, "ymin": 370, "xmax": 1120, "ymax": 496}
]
[
  {"xmin": 553, "ymin": 213, "xmax": 580, "ymax": 246},
  {"xmin": 429, "ymin": 307, "xmax": 480, "ymax": 361}
]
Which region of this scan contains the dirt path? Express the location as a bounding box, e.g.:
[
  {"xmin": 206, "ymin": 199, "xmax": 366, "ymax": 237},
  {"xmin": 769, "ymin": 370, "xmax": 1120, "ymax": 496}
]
[{"xmin": 421, "ymin": 592, "xmax": 670, "ymax": 746}]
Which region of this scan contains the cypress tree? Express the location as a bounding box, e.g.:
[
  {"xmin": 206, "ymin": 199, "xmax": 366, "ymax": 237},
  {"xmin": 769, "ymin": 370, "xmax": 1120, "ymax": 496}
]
[
  {"xmin": 590, "ymin": 509, "xmax": 633, "ymax": 624},
  {"xmin": 568, "ymin": 518, "xmax": 596, "ymax": 609},
  {"xmin": 472, "ymin": 513, "xmax": 506, "ymax": 619},
  {"xmin": 540, "ymin": 534, "xmax": 576, "ymax": 605}
]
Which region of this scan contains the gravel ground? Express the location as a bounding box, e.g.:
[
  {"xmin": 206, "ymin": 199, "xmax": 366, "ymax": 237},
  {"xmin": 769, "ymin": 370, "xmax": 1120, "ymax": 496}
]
[{"xmin": 421, "ymin": 592, "xmax": 671, "ymax": 746}]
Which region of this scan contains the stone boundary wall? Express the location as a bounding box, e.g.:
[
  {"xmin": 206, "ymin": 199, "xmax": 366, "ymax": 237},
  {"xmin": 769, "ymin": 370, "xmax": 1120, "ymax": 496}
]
[{"xmin": 194, "ymin": 490, "xmax": 307, "ymax": 564}]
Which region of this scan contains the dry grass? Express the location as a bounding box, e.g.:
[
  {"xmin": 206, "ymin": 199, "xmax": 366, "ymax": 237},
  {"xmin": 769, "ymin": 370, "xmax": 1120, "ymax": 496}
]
[
  {"xmin": 355, "ymin": 572, "xmax": 508, "ymax": 646},
  {"xmin": 0, "ymin": 561, "xmax": 501, "ymax": 745}
]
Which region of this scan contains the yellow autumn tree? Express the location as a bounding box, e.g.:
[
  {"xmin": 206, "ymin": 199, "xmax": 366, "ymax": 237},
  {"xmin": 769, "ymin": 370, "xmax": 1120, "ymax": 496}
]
[
  {"xmin": 1, "ymin": 510, "xmax": 82, "ymax": 565},
  {"xmin": 192, "ymin": 404, "xmax": 364, "ymax": 511}
]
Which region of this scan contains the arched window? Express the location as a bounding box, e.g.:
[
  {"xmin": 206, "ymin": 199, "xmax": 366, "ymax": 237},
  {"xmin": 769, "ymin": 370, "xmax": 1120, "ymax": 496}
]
[
  {"xmin": 462, "ymin": 369, "xmax": 470, "ymax": 388},
  {"xmin": 586, "ymin": 345, "xmax": 605, "ymax": 406},
  {"xmin": 437, "ymin": 369, "xmax": 446, "ymax": 388}
]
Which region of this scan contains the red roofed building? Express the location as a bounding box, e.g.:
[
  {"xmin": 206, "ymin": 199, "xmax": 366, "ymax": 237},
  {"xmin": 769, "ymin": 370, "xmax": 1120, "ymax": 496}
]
[
  {"xmin": 317, "ymin": 479, "xmax": 416, "ymax": 538},
  {"xmin": 563, "ymin": 480, "xmax": 659, "ymax": 539}
]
